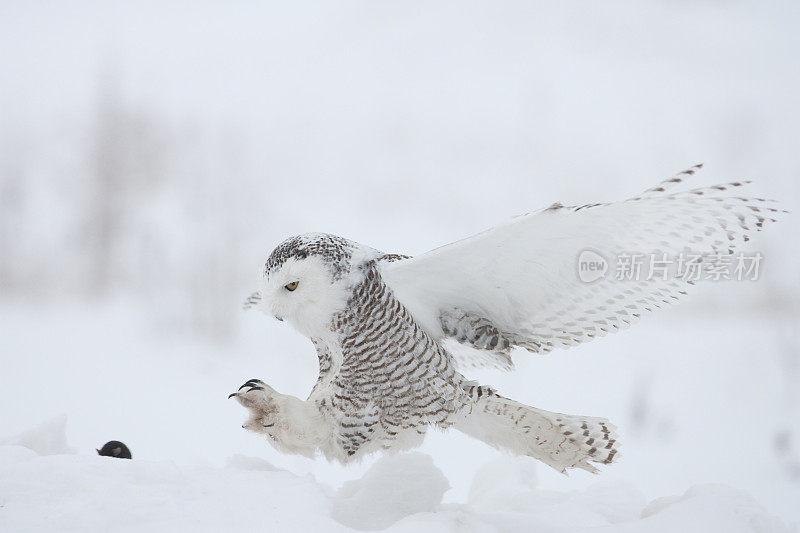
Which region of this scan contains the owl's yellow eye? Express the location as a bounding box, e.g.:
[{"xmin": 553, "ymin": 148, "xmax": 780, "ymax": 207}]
[{"xmin": 284, "ymin": 281, "xmax": 299, "ymax": 292}]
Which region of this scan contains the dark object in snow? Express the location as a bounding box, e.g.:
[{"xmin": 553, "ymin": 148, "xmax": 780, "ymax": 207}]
[{"xmin": 97, "ymin": 441, "xmax": 132, "ymax": 459}]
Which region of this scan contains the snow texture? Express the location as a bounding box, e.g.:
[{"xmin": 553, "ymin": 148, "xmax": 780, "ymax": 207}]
[
  {"xmin": 332, "ymin": 453, "xmax": 449, "ymax": 530},
  {"xmin": 1, "ymin": 414, "xmax": 76, "ymax": 456},
  {"xmin": 0, "ymin": 416, "xmax": 787, "ymax": 532}
]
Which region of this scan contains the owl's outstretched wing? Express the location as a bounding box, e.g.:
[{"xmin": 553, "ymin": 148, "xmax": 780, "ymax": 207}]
[{"xmin": 379, "ymin": 165, "xmax": 784, "ymax": 371}]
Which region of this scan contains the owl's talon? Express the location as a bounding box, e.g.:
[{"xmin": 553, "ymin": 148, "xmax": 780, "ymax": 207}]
[
  {"xmin": 238, "ymin": 379, "xmax": 266, "ymax": 392},
  {"xmin": 231, "ymin": 379, "xmax": 276, "ymax": 410},
  {"xmin": 232, "ymin": 379, "xmax": 282, "ymax": 436},
  {"xmin": 239, "ymin": 379, "xmax": 264, "ymax": 390}
]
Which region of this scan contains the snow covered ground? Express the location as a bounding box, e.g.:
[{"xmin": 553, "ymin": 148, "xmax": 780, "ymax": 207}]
[
  {"xmin": 0, "ymin": 300, "xmax": 797, "ymax": 531},
  {"xmin": 0, "ymin": 446, "xmax": 788, "ymax": 533},
  {"xmin": 0, "ymin": 416, "xmax": 789, "ymax": 532}
]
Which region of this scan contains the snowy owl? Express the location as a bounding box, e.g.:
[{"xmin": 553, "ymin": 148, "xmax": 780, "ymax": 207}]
[{"xmin": 230, "ymin": 165, "xmax": 783, "ymax": 473}]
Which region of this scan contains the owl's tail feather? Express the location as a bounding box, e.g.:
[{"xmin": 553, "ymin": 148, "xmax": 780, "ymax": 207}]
[{"xmin": 454, "ymin": 388, "xmax": 620, "ymax": 473}]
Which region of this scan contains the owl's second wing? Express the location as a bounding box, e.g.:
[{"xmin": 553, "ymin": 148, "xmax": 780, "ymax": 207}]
[{"xmin": 380, "ymin": 165, "xmax": 783, "ymax": 370}]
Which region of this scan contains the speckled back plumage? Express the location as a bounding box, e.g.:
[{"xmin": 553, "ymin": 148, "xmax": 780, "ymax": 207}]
[{"xmin": 315, "ymin": 263, "xmax": 466, "ymax": 458}]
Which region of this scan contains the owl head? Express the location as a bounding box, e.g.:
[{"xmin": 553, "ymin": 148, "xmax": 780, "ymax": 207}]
[{"xmin": 250, "ymin": 233, "xmax": 380, "ymax": 337}]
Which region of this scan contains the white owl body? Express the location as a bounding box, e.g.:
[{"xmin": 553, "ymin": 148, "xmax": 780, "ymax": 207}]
[{"xmin": 232, "ymin": 165, "xmax": 783, "ymax": 472}]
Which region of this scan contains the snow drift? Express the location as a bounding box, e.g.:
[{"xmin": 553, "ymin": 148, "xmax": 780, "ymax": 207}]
[{"xmin": 0, "ymin": 417, "xmax": 787, "ymax": 532}]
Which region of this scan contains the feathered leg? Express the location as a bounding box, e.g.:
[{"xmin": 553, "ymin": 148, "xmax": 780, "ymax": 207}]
[
  {"xmin": 229, "ymin": 379, "xmax": 330, "ymax": 458},
  {"xmin": 454, "ymin": 386, "xmax": 620, "ymax": 473}
]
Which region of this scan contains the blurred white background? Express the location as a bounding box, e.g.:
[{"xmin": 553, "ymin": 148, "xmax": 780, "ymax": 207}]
[{"xmin": 1, "ymin": 0, "xmax": 799, "ymax": 525}]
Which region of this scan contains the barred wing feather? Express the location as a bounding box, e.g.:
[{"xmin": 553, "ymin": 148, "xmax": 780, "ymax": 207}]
[{"xmin": 379, "ymin": 165, "xmax": 783, "ymax": 370}]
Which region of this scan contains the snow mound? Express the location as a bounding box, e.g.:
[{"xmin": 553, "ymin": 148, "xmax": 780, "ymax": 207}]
[
  {"xmin": 632, "ymin": 485, "xmax": 788, "ymax": 533},
  {"xmin": 385, "ymin": 480, "xmax": 787, "ymax": 533},
  {"xmin": 465, "ymin": 456, "xmax": 646, "ymax": 530},
  {"xmin": 468, "ymin": 455, "xmax": 540, "ymax": 508},
  {"xmin": 0, "ymin": 419, "xmax": 788, "ymax": 532},
  {"xmin": 1, "ymin": 413, "xmax": 76, "ymax": 456},
  {"xmin": 225, "ymin": 453, "xmax": 279, "ymax": 472},
  {"xmin": 332, "ymin": 452, "xmax": 450, "ymax": 530},
  {"xmin": 0, "ymin": 446, "xmax": 339, "ymax": 532}
]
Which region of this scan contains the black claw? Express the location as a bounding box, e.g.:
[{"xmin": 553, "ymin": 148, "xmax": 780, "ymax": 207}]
[
  {"xmin": 247, "ymin": 386, "xmax": 265, "ymax": 392},
  {"xmin": 228, "ymin": 392, "xmax": 239, "ymax": 399},
  {"xmin": 263, "ymin": 423, "xmax": 274, "ymax": 428},
  {"xmin": 239, "ymin": 379, "xmax": 264, "ymax": 390}
]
